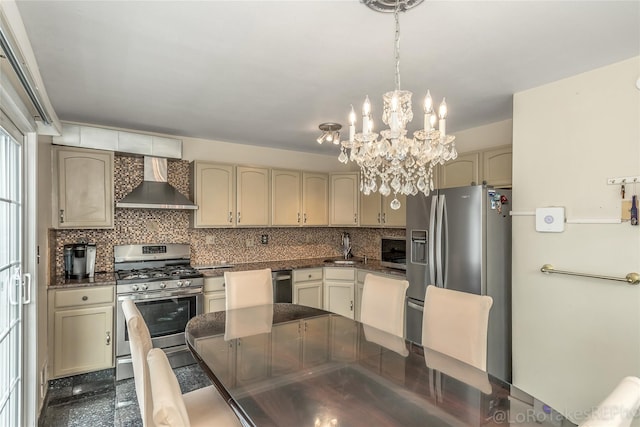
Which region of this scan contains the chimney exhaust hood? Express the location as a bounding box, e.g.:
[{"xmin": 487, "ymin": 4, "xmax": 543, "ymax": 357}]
[{"xmin": 116, "ymin": 156, "xmax": 198, "ymax": 210}]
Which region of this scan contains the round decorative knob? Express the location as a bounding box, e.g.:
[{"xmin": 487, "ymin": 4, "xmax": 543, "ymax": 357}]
[
  {"xmin": 141, "ymin": 284, "xmax": 148, "ymax": 291},
  {"xmin": 183, "ymin": 280, "xmax": 191, "ymax": 287},
  {"xmin": 159, "ymin": 282, "xmax": 166, "ymax": 289},
  {"xmin": 176, "ymin": 281, "xmax": 184, "ymax": 287},
  {"xmin": 131, "ymin": 285, "xmax": 139, "ymax": 292}
]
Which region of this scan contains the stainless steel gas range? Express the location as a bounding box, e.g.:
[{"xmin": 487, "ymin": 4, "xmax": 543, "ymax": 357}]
[{"xmin": 114, "ymin": 243, "xmax": 204, "ymax": 381}]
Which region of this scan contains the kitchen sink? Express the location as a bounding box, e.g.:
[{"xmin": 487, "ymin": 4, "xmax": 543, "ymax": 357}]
[{"xmin": 324, "ymin": 259, "xmax": 357, "ymax": 265}]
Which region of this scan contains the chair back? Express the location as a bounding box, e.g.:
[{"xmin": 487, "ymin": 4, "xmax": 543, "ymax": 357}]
[
  {"xmin": 122, "ymin": 299, "xmax": 154, "ymax": 426},
  {"xmin": 147, "ymin": 348, "xmax": 191, "ymax": 427},
  {"xmin": 224, "ymin": 268, "xmax": 273, "ymax": 309},
  {"xmin": 579, "ymin": 376, "xmax": 640, "ymax": 427},
  {"xmin": 421, "ymin": 285, "xmax": 493, "ymax": 371},
  {"xmin": 360, "ymin": 273, "xmax": 409, "ymax": 337}
]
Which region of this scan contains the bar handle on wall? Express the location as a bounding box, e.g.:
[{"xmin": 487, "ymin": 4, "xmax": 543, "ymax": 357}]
[{"xmin": 540, "ymin": 264, "xmax": 640, "ymax": 285}]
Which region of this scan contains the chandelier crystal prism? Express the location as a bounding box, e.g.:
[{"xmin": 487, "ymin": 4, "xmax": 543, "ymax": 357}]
[{"xmin": 339, "ymin": 0, "xmax": 457, "ymax": 209}]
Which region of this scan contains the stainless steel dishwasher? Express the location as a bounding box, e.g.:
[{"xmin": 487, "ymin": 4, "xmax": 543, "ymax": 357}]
[{"xmin": 272, "ymin": 270, "xmax": 293, "ymax": 303}]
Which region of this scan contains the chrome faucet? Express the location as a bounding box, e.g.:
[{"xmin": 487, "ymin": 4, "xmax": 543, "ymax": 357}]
[{"xmin": 341, "ymin": 232, "xmax": 352, "ymax": 259}]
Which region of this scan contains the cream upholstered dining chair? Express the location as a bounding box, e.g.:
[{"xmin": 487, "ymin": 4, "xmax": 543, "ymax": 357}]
[
  {"xmin": 360, "ymin": 273, "xmax": 409, "ymax": 338},
  {"xmin": 224, "ymin": 268, "xmax": 273, "ymax": 310},
  {"xmin": 421, "ymin": 285, "xmax": 493, "ymax": 371},
  {"xmin": 122, "ymin": 300, "xmax": 240, "ymax": 427},
  {"xmin": 579, "ymin": 376, "xmax": 640, "ymax": 427}
]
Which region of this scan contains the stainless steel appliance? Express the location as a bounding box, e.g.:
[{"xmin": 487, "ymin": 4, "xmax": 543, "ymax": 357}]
[
  {"xmin": 272, "ymin": 270, "xmax": 292, "ymax": 303},
  {"xmin": 405, "ymin": 185, "xmax": 512, "ymax": 382},
  {"xmin": 114, "ymin": 243, "xmax": 204, "ymax": 380},
  {"xmin": 64, "ymin": 242, "xmax": 96, "ymax": 279},
  {"xmin": 380, "ymin": 236, "xmax": 406, "ymax": 270}
]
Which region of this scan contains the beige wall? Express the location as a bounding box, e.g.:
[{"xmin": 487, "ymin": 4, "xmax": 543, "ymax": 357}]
[
  {"xmin": 512, "ymin": 56, "xmax": 640, "ymax": 424},
  {"xmin": 453, "ymin": 119, "xmax": 512, "ymax": 153}
]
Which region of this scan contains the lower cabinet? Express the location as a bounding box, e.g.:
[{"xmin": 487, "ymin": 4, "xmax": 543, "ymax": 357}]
[
  {"xmin": 49, "ymin": 286, "xmax": 115, "ymax": 378},
  {"xmin": 204, "ymin": 276, "xmax": 226, "ymax": 313},
  {"xmin": 323, "ymin": 268, "xmax": 355, "ymax": 319},
  {"xmin": 292, "ymin": 268, "xmax": 323, "ymax": 309}
]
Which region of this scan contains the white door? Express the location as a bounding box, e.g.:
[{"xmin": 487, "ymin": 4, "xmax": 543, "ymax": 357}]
[{"xmin": 0, "ymin": 125, "xmax": 26, "ymax": 426}]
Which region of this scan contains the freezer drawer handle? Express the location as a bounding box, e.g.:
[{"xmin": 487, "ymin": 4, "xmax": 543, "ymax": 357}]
[{"xmin": 407, "ymin": 301, "xmax": 424, "ymax": 312}]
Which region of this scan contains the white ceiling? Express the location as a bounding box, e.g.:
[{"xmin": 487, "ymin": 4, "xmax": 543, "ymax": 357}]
[{"xmin": 16, "ymin": 0, "xmax": 640, "ymax": 156}]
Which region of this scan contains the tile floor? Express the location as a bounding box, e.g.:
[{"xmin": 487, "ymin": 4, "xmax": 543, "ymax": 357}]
[{"xmin": 39, "ymin": 363, "xmax": 211, "ymax": 426}]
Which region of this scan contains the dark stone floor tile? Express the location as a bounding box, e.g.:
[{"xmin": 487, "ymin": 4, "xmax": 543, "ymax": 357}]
[
  {"xmin": 175, "ymin": 364, "xmax": 211, "ymax": 393},
  {"xmin": 66, "ymin": 393, "xmax": 115, "ymax": 427},
  {"xmin": 72, "ymin": 368, "xmax": 115, "ymax": 385},
  {"xmin": 48, "ymin": 376, "xmax": 73, "ymax": 389}
]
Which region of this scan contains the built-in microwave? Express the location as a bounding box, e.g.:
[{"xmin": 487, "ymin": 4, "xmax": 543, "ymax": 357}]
[{"xmin": 380, "ymin": 236, "xmax": 407, "ymax": 270}]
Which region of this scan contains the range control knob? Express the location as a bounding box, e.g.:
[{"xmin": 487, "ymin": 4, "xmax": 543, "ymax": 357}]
[
  {"xmin": 131, "ymin": 285, "xmax": 139, "ymax": 292},
  {"xmin": 176, "ymin": 281, "xmax": 184, "ymax": 287},
  {"xmin": 183, "ymin": 280, "xmax": 191, "ymax": 287},
  {"xmin": 159, "ymin": 282, "xmax": 166, "ymax": 289},
  {"xmin": 140, "ymin": 284, "xmax": 148, "ymax": 291}
]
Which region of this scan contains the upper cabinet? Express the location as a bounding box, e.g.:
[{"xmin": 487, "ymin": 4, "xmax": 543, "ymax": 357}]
[
  {"xmin": 272, "ymin": 169, "xmax": 302, "ymax": 226},
  {"xmin": 482, "ymin": 145, "xmax": 512, "ymax": 188},
  {"xmin": 359, "ymin": 193, "xmax": 406, "ymax": 228},
  {"xmin": 54, "ymin": 146, "xmax": 114, "ymax": 228},
  {"xmin": 329, "ymin": 173, "xmax": 359, "ymax": 226},
  {"xmin": 191, "ymin": 162, "xmax": 235, "ymax": 227},
  {"xmin": 191, "ymin": 162, "xmax": 271, "ymax": 227},
  {"xmin": 236, "ymin": 166, "xmax": 270, "ymax": 226},
  {"xmin": 302, "ymin": 173, "xmax": 329, "ymax": 226},
  {"xmin": 437, "ymin": 145, "xmax": 512, "ymax": 190}
]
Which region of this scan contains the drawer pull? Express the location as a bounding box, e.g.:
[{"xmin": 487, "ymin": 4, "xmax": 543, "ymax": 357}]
[
  {"xmin": 106, "ymin": 331, "xmax": 111, "ymax": 346},
  {"xmin": 82, "ymin": 296, "xmax": 88, "ymax": 301}
]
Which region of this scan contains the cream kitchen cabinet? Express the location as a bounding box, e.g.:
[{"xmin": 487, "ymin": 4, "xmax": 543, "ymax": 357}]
[
  {"xmin": 329, "ymin": 173, "xmax": 359, "ymax": 226},
  {"xmin": 292, "ymin": 268, "xmax": 323, "ymax": 309},
  {"xmin": 359, "ymin": 193, "xmax": 406, "ymax": 227},
  {"xmin": 236, "ymin": 166, "xmax": 270, "ymax": 226},
  {"xmin": 271, "ymin": 169, "xmax": 301, "ymax": 226},
  {"xmin": 437, "ymin": 151, "xmax": 481, "ymax": 189},
  {"xmin": 302, "ymin": 172, "xmax": 329, "ymax": 226},
  {"xmin": 482, "ymin": 145, "xmax": 512, "ymax": 188},
  {"xmin": 191, "ymin": 163, "xmax": 270, "ymax": 227},
  {"xmin": 204, "ymin": 276, "xmax": 226, "ymax": 313},
  {"xmin": 191, "ymin": 162, "xmax": 235, "ymax": 227},
  {"xmin": 271, "ymin": 316, "xmax": 330, "ymax": 376},
  {"xmin": 49, "ymin": 286, "xmax": 114, "ymax": 378},
  {"xmin": 54, "ymin": 146, "xmax": 114, "ymax": 228},
  {"xmin": 323, "ymin": 267, "xmax": 355, "ymax": 319}
]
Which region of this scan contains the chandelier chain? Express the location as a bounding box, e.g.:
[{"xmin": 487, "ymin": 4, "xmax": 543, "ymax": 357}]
[{"xmin": 394, "ymin": 1, "xmax": 401, "ymax": 90}]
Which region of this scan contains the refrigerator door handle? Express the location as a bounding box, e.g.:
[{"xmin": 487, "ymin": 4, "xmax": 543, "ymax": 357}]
[
  {"xmin": 435, "ymin": 194, "xmax": 445, "ymax": 287},
  {"xmin": 407, "ymin": 300, "xmax": 424, "ymax": 312},
  {"xmin": 441, "ymin": 194, "xmax": 449, "ymax": 289},
  {"xmin": 428, "ymin": 195, "xmax": 437, "ymax": 285}
]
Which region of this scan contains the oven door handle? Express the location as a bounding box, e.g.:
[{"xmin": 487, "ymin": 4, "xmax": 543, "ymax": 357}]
[{"xmin": 117, "ymin": 287, "xmax": 204, "ymax": 302}]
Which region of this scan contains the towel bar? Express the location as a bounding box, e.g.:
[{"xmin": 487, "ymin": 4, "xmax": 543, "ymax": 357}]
[{"xmin": 540, "ymin": 264, "xmax": 640, "ymax": 285}]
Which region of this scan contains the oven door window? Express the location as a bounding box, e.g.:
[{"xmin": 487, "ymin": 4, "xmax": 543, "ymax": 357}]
[{"xmin": 127, "ymin": 296, "xmax": 197, "ymax": 340}]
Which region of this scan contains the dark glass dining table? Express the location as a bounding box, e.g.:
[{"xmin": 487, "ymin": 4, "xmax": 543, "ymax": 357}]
[{"xmin": 185, "ymin": 303, "xmax": 574, "ymax": 427}]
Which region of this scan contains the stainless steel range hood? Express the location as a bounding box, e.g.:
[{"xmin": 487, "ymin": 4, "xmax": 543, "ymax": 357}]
[{"xmin": 116, "ymin": 156, "xmax": 198, "ymax": 210}]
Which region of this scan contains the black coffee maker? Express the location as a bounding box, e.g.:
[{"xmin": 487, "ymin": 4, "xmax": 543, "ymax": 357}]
[{"xmin": 64, "ymin": 243, "xmax": 96, "ymax": 279}]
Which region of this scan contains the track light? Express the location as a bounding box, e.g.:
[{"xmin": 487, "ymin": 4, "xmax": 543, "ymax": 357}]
[{"xmin": 317, "ymin": 122, "xmax": 342, "ymax": 145}]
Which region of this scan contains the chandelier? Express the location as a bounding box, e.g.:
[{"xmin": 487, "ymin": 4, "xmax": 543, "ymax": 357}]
[{"xmin": 338, "ymin": 0, "xmax": 457, "ymax": 209}]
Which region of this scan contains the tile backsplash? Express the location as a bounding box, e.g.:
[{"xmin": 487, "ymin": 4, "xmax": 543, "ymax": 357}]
[{"xmin": 52, "ymin": 155, "xmax": 405, "ymax": 278}]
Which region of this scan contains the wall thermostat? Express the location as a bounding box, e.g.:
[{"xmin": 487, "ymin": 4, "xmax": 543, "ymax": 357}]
[{"xmin": 535, "ymin": 207, "xmax": 565, "ymax": 232}]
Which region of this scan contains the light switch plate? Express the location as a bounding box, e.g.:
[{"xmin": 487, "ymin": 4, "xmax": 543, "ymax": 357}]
[{"xmin": 535, "ymin": 207, "xmax": 565, "ymax": 232}]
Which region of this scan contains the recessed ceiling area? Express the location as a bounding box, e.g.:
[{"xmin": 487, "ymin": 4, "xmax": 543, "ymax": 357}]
[{"xmin": 15, "ymin": 0, "xmax": 640, "ymax": 155}]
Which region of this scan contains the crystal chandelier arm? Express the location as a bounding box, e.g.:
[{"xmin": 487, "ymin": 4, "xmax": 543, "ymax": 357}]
[{"xmin": 394, "ymin": 0, "xmax": 401, "ymax": 91}]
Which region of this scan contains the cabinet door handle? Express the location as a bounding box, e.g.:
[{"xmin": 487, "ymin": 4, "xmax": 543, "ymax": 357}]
[
  {"xmin": 354, "ymin": 213, "xmax": 357, "ymax": 224},
  {"xmin": 106, "ymin": 331, "xmax": 111, "ymax": 346},
  {"xmin": 303, "ymin": 213, "xmax": 307, "ymax": 223},
  {"xmin": 228, "ymin": 212, "xmax": 233, "ymax": 223},
  {"xmin": 82, "ymin": 296, "xmax": 88, "ymax": 301},
  {"xmin": 382, "ymin": 212, "xmax": 386, "ymax": 223},
  {"xmin": 377, "ymin": 213, "xmax": 381, "ymax": 223},
  {"xmin": 350, "ymin": 300, "xmax": 353, "ymax": 311},
  {"xmin": 297, "ymin": 212, "xmax": 301, "ymax": 223},
  {"xmin": 237, "ymin": 212, "xmax": 241, "ymax": 223},
  {"xmin": 59, "ymin": 209, "xmax": 65, "ymax": 223}
]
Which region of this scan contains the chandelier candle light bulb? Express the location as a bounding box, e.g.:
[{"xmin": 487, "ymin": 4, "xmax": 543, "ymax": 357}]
[{"xmin": 335, "ymin": 0, "xmax": 456, "ymax": 209}]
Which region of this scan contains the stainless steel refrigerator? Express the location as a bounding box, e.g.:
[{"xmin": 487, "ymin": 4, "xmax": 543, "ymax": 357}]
[{"xmin": 405, "ymin": 185, "xmax": 512, "ymax": 382}]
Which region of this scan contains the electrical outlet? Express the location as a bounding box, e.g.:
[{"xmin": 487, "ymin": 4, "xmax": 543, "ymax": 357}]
[
  {"xmin": 261, "ymin": 234, "xmax": 268, "ymax": 244},
  {"xmin": 305, "ymin": 234, "xmax": 311, "ymax": 243},
  {"xmin": 205, "ymin": 235, "xmax": 215, "ymax": 245},
  {"xmin": 245, "ymin": 239, "xmax": 254, "ymax": 248}
]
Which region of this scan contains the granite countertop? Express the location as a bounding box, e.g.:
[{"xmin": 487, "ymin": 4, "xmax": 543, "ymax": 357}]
[
  {"xmin": 50, "ymin": 257, "xmax": 405, "ymax": 289},
  {"xmin": 194, "ymin": 257, "xmax": 406, "ymax": 278}
]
